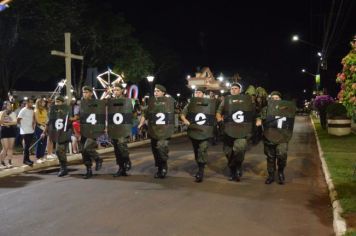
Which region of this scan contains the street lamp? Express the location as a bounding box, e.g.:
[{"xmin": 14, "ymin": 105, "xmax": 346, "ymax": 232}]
[
  {"xmin": 146, "ymin": 75, "xmax": 154, "ymax": 96},
  {"xmin": 186, "ymin": 75, "xmax": 191, "ymax": 79},
  {"xmin": 217, "ymin": 75, "xmax": 224, "ymax": 82},
  {"xmin": 301, "ymin": 68, "xmax": 316, "ymax": 77},
  {"xmin": 291, "ymin": 34, "xmax": 319, "ymax": 48},
  {"xmin": 225, "ymin": 82, "xmax": 231, "ymax": 87}
]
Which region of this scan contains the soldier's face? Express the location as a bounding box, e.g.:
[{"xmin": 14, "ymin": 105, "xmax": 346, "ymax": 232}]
[
  {"xmin": 55, "ymin": 100, "xmax": 63, "ymax": 105},
  {"xmin": 82, "ymin": 90, "xmax": 92, "ymax": 100},
  {"xmin": 230, "ymin": 86, "xmax": 240, "ymax": 95},
  {"xmin": 113, "ymin": 88, "xmax": 123, "ymax": 97},
  {"xmin": 154, "ymin": 89, "xmax": 165, "ymax": 97},
  {"xmin": 195, "ymin": 91, "xmax": 204, "ymax": 98},
  {"xmin": 271, "ymin": 95, "xmax": 281, "ymax": 100}
]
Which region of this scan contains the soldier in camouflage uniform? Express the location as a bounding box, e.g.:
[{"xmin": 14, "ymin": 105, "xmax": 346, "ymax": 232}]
[
  {"xmin": 42, "ymin": 96, "xmax": 70, "ymax": 177},
  {"xmin": 75, "ymin": 86, "xmax": 103, "ymax": 179},
  {"xmin": 111, "ymin": 83, "xmax": 132, "ymax": 177},
  {"xmin": 216, "ymin": 83, "xmax": 247, "ymax": 181},
  {"xmin": 180, "ymin": 88, "xmax": 215, "ymax": 182},
  {"xmin": 256, "ymin": 91, "xmax": 288, "ymax": 185},
  {"xmin": 138, "ymin": 84, "xmax": 173, "ymax": 179}
]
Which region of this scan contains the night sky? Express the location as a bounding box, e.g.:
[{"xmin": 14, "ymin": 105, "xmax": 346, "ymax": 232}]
[
  {"xmin": 8, "ymin": 0, "xmax": 356, "ymax": 102},
  {"xmin": 112, "ymin": 0, "xmax": 355, "ymax": 99}
]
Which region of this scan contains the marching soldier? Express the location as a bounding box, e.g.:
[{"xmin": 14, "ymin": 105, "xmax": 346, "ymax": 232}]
[
  {"xmin": 180, "ymin": 88, "xmax": 216, "ymax": 182},
  {"xmin": 138, "ymin": 84, "xmax": 174, "ymax": 179},
  {"xmin": 216, "ymin": 83, "xmax": 254, "ymax": 181},
  {"xmin": 42, "ymin": 96, "xmax": 71, "ymax": 177},
  {"xmin": 75, "ymin": 86, "xmax": 104, "ymax": 179},
  {"xmin": 256, "ymin": 91, "xmax": 296, "ymax": 184},
  {"xmin": 108, "ymin": 83, "xmax": 132, "ymax": 177}
]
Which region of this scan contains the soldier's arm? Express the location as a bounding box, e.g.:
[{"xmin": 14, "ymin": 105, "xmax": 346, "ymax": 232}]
[
  {"xmin": 138, "ymin": 108, "xmax": 146, "ymax": 129},
  {"xmin": 215, "ymin": 100, "xmax": 224, "ymax": 122},
  {"xmin": 256, "ymin": 106, "xmax": 267, "ymax": 126},
  {"xmin": 179, "ymin": 105, "xmax": 190, "ymax": 126}
]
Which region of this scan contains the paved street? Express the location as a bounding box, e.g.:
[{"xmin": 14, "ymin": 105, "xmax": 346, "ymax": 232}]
[{"xmin": 0, "ymin": 116, "xmax": 333, "ymax": 236}]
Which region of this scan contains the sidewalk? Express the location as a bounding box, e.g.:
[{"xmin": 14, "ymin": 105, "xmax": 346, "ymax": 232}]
[{"xmin": 0, "ymin": 132, "xmax": 186, "ymax": 178}]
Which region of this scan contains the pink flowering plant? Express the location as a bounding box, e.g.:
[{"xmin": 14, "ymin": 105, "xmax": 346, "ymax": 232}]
[{"xmin": 336, "ymin": 38, "xmax": 356, "ymax": 117}]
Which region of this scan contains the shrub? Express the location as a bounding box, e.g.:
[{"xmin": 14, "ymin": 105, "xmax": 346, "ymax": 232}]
[{"xmin": 326, "ymin": 102, "xmax": 348, "ymax": 118}]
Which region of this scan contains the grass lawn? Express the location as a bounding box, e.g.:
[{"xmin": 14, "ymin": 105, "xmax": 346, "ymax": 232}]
[{"xmin": 313, "ymin": 117, "xmax": 356, "ymax": 233}]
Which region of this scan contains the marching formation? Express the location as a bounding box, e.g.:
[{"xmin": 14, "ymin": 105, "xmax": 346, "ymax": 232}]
[{"xmin": 4, "ymin": 82, "xmax": 296, "ymax": 185}]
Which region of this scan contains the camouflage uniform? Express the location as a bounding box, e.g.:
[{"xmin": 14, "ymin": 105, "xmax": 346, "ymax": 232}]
[
  {"xmin": 109, "ymin": 95, "xmax": 132, "ymax": 176},
  {"xmin": 217, "ymin": 99, "xmax": 247, "ymax": 180},
  {"xmin": 78, "ymin": 102, "xmax": 103, "ymax": 179},
  {"xmin": 181, "ymin": 104, "xmax": 209, "ymax": 165},
  {"xmin": 259, "ymin": 106, "xmax": 288, "ymax": 177}
]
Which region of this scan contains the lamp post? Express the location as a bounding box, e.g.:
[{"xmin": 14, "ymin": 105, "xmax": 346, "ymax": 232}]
[
  {"xmin": 301, "ymin": 68, "xmax": 320, "ymax": 93},
  {"xmin": 191, "ymin": 85, "xmax": 196, "ymax": 97},
  {"xmin": 291, "ymin": 35, "xmax": 319, "ymax": 49},
  {"xmin": 146, "ymin": 75, "xmax": 154, "ymax": 96}
]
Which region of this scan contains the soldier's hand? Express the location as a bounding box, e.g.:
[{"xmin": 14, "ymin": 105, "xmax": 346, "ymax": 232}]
[
  {"xmin": 183, "ymin": 120, "xmax": 190, "ymax": 126},
  {"xmin": 256, "ymin": 119, "xmax": 262, "ymax": 127}
]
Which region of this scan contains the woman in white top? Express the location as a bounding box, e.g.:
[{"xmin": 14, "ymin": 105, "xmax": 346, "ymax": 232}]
[{"xmin": 0, "ymin": 101, "xmax": 17, "ymax": 168}]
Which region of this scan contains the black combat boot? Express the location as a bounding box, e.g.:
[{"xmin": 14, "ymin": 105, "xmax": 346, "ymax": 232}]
[
  {"xmin": 57, "ymin": 163, "xmax": 68, "ymax": 177},
  {"xmin": 229, "ymin": 166, "xmax": 237, "ymax": 181},
  {"xmin": 160, "ymin": 161, "xmax": 168, "ymax": 179},
  {"xmin": 278, "ymin": 169, "xmax": 285, "ymax": 185},
  {"xmin": 265, "ymin": 171, "xmax": 275, "ymax": 184},
  {"xmin": 95, "ymin": 158, "xmax": 103, "ymax": 171},
  {"xmin": 124, "ymin": 160, "xmax": 132, "ymax": 171},
  {"xmin": 235, "ymin": 163, "xmax": 243, "ymax": 182},
  {"xmin": 113, "ymin": 166, "xmax": 127, "ymax": 177},
  {"xmin": 195, "ymin": 163, "xmax": 205, "ymax": 183},
  {"xmin": 83, "ymin": 166, "xmax": 93, "ymax": 179}
]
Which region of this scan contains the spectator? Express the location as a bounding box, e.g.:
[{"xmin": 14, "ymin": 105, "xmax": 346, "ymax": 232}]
[
  {"xmin": 17, "ymin": 98, "xmax": 35, "ymax": 166},
  {"xmin": 45, "ymin": 97, "xmax": 56, "ymax": 160},
  {"xmin": 0, "ymin": 101, "xmax": 17, "ymax": 168},
  {"xmin": 34, "ymin": 98, "xmax": 48, "ymax": 163}
]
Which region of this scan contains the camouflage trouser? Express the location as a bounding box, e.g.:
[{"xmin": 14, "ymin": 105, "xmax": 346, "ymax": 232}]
[
  {"xmin": 55, "ymin": 143, "xmax": 68, "ymax": 165},
  {"xmin": 151, "ymin": 138, "xmax": 169, "ymax": 167},
  {"xmin": 190, "ymin": 138, "xmax": 209, "ymax": 164},
  {"xmin": 82, "ymin": 138, "xmax": 100, "ymax": 167},
  {"xmin": 264, "ymin": 142, "xmax": 288, "ymax": 172},
  {"xmin": 112, "ymin": 137, "xmax": 129, "ymax": 166},
  {"xmin": 223, "ymin": 135, "xmax": 247, "ymax": 169}
]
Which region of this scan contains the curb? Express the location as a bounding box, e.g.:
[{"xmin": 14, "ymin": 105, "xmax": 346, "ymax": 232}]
[
  {"xmin": 0, "ymin": 132, "xmax": 187, "ymax": 179},
  {"xmin": 310, "ymin": 117, "xmax": 347, "ymax": 236}
]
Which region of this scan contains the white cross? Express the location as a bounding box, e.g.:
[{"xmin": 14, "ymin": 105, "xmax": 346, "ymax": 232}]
[{"xmin": 51, "ymin": 33, "xmax": 83, "ymax": 103}]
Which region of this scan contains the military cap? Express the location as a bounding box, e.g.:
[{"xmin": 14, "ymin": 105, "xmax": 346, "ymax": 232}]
[
  {"xmin": 270, "ymin": 91, "xmax": 282, "ymax": 98},
  {"xmin": 196, "ymin": 87, "xmax": 206, "ymax": 93},
  {"xmin": 55, "ymin": 95, "xmax": 65, "ymax": 102},
  {"xmin": 113, "ymin": 83, "xmax": 124, "ymax": 89},
  {"xmin": 231, "ymin": 82, "xmax": 242, "ymax": 89},
  {"xmin": 82, "ymin": 86, "xmax": 93, "ymax": 92},
  {"xmin": 155, "ymin": 84, "xmax": 166, "ymax": 93}
]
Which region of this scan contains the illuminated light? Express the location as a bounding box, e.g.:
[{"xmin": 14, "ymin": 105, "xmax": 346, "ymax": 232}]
[
  {"xmin": 24, "ymin": 97, "xmax": 28, "ymax": 100},
  {"xmin": 225, "ymin": 82, "xmax": 230, "ymax": 87},
  {"xmin": 122, "ymin": 83, "xmax": 127, "ymax": 88},
  {"xmin": 292, "ymin": 35, "xmax": 299, "ymax": 41},
  {"xmin": 187, "ymin": 75, "xmax": 191, "ymax": 79},
  {"xmin": 96, "ymin": 69, "xmax": 124, "ymax": 99},
  {"xmin": 217, "ymin": 76, "xmax": 224, "ymax": 82},
  {"xmin": 317, "ymin": 52, "xmax": 322, "ymax": 57},
  {"xmin": 301, "ymin": 69, "xmax": 306, "ymax": 73},
  {"xmin": 177, "ymin": 93, "xmax": 181, "ymax": 97},
  {"xmin": 146, "ymin": 75, "xmax": 154, "ymax": 82},
  {"xmin": 220, "ymin": 90, "xmax": 225, "ymax": 94},
  {"xmin": 191, "ymin": 85, "xmax": 196, "ymax": 90}
]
